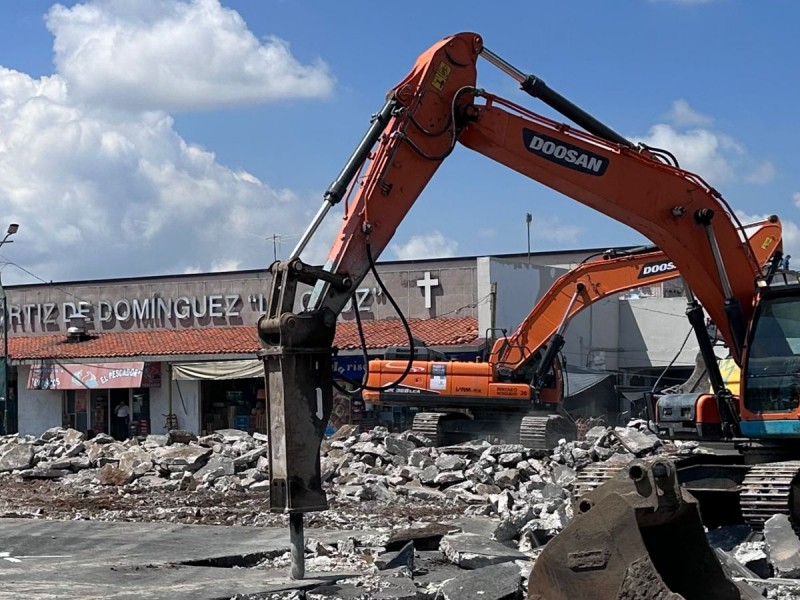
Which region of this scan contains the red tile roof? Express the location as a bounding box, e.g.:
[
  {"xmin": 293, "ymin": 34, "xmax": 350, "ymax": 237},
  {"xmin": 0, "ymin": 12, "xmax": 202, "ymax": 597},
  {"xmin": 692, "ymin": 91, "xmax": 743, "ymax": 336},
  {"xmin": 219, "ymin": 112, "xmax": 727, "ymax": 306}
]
[{"xmin": 8, "ymin": 317, "xmax": 479, "ymax": 361}]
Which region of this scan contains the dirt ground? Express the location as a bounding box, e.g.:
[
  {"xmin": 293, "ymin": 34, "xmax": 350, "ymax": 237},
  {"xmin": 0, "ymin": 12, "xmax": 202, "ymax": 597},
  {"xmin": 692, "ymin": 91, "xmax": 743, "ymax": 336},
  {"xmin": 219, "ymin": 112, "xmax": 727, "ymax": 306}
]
[{"xmin": 0, "ymin": 476, "xmax": 466, "ymax": 530}]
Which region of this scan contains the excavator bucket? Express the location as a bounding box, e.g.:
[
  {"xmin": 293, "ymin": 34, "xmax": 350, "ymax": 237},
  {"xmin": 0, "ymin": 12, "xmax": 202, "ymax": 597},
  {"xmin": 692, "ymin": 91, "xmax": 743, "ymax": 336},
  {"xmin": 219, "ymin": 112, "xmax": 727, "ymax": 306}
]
[{"xmin": 528, "ymin": 459, "xmax": 741, "ymax": 600}]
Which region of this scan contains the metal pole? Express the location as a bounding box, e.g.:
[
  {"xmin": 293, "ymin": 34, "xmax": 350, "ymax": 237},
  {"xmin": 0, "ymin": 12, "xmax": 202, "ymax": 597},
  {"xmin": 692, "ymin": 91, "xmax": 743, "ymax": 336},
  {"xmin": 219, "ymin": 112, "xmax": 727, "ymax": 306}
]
[
  {"xmin": 0, "ymin": 224, "xmax": 19, "ymax": 435},
  {"xmin": 525, "ymin": 213, "xmax": 532, "ymax": 263},
  {"xmin": 289, "ymin": 513, "xmax": 305, "ymax": 579},
  {"xmin": 1, "ymin": 293, "xmax": 6, "ymax": 436},
  {"xmin": 167, "ymin": 364, "xmax": 174, "ymax": 431}
]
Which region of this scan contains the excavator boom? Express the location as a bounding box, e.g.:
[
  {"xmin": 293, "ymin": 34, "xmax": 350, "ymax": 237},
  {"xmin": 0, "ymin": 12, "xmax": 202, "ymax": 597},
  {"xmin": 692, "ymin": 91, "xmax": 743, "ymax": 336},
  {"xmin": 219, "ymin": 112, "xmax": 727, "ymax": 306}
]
[{"xmin": 302, "ymin": 32, "xmax": 763, "ymax": 366}]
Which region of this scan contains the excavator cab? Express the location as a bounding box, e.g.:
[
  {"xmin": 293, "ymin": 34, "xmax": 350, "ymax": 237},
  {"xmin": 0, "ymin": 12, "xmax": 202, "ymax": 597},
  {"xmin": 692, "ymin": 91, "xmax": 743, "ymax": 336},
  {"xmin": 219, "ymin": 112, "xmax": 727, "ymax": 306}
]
[{"xmin": 740, "ymin": 273, "xmax": 800, "ymax": 438}]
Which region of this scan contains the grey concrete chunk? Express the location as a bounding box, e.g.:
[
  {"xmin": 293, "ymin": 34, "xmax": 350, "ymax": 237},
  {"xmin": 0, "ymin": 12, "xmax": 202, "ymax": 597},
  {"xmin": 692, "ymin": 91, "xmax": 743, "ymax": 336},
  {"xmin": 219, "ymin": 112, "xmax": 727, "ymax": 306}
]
[
  {"xmin": 384, "ymin": 436, "xmax": 415, "ymax": 458},
  {"xmin": 482, "ymin": 444, "xmax": 525, "ymax": 457},
  {"xmin": 764, "ymin": 514, "xmax": 800, "ymax": 578},
  {"xmin": 715, "ymin": 548, "xmax": 767, "ymax": 581},
  {"xmin": 436, "ymin": 454, "xmax": 466, "ymax": 471},
  {"xmin": 0, "ymin": 443, "xmax": 34, "ymax": 472},
  {"xmin": 144, "ymin": 434, "xmax": 169, "ymax": 448},
  {"xmin": 440, "ymin": 532, "xmax": 526, "ymax": 569},
  {"xmin": 192, "ymin": 456, "xmax": 234, "ymax": 481},
  {"xmin": 232, "ymin": 446, "xmax": 268, "ymax": 469},
  {"xmin": 375, "ymin": 541, "xmax": 415, "ymax": 571},
  {"xmin": 387, "ymin": 523, "xmax": 459, "ymax": 551},
  {"xmin": 153, "ymin": 445, "xmax": 212, "ymax": 467},
  {"xmin": 611, "ymin": 427, "xmax": 660, "ymax": 455},
  {"xmin": 440, "ymin": 561, "xmax": 522, "ymax": 600},
  {"xmin": 167, "ymin": 429, "xmax": 197, "ymax": 445},
  {"xmin": 307, "ymin": 571, "xmax": 417, "ymax": 599},
  {"xmin": 732, "ymin": 541, "xmax": 771, "ymax": 579}
]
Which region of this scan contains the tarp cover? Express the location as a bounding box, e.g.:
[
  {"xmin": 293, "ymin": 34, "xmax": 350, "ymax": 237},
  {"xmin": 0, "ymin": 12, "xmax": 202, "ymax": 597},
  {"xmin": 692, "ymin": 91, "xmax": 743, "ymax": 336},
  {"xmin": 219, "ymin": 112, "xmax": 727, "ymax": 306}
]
[
  {"xmin": 563, "ymin": 364, "xmax": 615, "ymax": 397},
  {"xmin": 172, "ymin": 359, "xmax": 263, "ymax": 380}
]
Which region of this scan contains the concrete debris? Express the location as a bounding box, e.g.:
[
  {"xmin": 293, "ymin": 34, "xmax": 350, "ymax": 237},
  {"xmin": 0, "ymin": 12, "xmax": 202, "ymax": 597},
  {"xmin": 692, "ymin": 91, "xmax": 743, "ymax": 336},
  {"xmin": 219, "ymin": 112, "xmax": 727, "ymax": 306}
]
[
  {"xmin": 439, "ymin": 560, "xmax": 523, "ymax": 600},
  {"xmin": 764, "ymin": 514, "xmax": 800, "ymax": 578},
  {"xmin": 440, "ymin": 532, "xmax": 526, "ymax": 569},
  {"xmin": 1, "ymin": 421, "xmax": 800, "ymax": 598}
]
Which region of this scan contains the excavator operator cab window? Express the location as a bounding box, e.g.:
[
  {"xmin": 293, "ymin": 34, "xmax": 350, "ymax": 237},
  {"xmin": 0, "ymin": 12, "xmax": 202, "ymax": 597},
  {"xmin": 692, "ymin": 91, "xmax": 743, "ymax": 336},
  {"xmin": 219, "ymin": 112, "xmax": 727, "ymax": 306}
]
[{"xmin": 744, "ymin": 295, "xmax": 800, "ymax": 414}]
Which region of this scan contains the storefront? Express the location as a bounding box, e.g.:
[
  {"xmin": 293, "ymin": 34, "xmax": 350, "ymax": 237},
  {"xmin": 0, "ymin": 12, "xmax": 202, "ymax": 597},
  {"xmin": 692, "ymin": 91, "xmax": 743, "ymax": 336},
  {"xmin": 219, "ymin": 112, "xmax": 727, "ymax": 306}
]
[
  {"xmin": 28, "ymin": 361, "xmax": 161, "ymax": 439},
  {"xmin": 172, "ymin": 360, "xmax": 266, "ymax": 435}
]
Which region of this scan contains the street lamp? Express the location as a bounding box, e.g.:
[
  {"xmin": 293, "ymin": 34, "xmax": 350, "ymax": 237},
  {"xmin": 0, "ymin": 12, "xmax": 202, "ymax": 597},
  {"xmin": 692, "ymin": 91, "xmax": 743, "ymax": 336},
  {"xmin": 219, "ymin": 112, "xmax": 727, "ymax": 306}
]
[
  {"xmin": 525, "ymin": 213, "xmax": 533, "ymax": 263},
  {"xmin": 0, "ymin": 223, "xmax": 19, "ymax": 434}
]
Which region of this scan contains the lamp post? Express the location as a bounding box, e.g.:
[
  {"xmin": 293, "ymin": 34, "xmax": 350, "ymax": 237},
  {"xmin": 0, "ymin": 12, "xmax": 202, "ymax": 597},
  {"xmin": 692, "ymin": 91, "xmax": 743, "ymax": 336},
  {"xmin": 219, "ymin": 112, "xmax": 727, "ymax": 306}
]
[
  {"xmin": 0, "ymin": 223, "xmax": 19, "ymax": 435},
  {"xmin": 525, "ymin": 213, "xmax": 532, "ymax": 263}
]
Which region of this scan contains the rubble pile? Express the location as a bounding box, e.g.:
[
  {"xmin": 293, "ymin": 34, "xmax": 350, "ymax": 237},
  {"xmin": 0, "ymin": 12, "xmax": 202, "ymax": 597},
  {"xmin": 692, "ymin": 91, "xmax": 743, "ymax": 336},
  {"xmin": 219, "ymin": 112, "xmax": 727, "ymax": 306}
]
[
  {"xmin": 1, "ymin": 422, "xmax": 800, "ymax": 598},
  {"xmin": 0, "ymin": 427, "xmax": 271, "ymax": 494}
]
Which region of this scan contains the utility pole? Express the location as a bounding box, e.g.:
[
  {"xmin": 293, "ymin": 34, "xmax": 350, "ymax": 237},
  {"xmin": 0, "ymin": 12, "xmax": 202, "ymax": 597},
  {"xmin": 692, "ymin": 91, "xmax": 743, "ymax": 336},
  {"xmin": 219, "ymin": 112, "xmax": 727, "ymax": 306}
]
[
  {"xmin": 0, "ymin": 276, "xmax": 6, "ymax": 435},
  {"xmin": 525, "ymin": 213, "xmax": 532, "ymax": 263},
  {"xmin": 0, "ymin": 223, "xmax": 19, "ymax": 435}
]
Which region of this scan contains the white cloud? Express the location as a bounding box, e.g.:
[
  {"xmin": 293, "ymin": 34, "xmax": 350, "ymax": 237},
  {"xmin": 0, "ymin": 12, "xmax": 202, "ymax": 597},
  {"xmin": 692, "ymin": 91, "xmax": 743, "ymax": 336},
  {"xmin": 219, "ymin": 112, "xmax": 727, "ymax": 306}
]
[
  {"xmin": 665, "ymin": 99, "xmax": 712, "ymax": 128},
  {"xmin": 45, "ymin": 0, "xmax": 335, "ymax": 111},
  {"xmin": 792, "ymin": 192, "xmax": 800, "ymax": 208},
  {"xmin": 635, "ymin": 101, "xmax": 774, "ymax": 186},
  {"xmin": 529, "ymin": 215, "xmax": 582, "ymax": 244},
  {"xmin": 744, "ymin": 161, "xmax": 777, "ymax": 184},
  {"xmin": 0, "ymin": 1, "xmax": 342, "ymax": 283},
  {"xmin": 391, "ymin": 231, "xmax": 459, "ymax": 260}
]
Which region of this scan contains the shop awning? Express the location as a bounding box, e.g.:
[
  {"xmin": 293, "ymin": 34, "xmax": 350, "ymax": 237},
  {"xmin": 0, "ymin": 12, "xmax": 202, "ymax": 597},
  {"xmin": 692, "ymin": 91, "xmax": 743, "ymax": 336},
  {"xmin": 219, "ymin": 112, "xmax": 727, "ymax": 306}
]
[
  {"xmin": 27, "ymin": 361, "xmax": 160, "ymax": 390},
  {"xmin": 171, "ymin": 359, "xmax": 264, "ymax": 380}
]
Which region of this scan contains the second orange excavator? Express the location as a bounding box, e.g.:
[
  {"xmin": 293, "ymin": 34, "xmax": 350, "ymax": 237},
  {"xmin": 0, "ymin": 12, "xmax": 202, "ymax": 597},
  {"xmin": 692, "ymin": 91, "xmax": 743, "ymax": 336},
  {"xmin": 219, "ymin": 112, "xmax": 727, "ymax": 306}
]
[{"xmin": 364, "ymin": 219, "xmax": 781, "ymax": 449}]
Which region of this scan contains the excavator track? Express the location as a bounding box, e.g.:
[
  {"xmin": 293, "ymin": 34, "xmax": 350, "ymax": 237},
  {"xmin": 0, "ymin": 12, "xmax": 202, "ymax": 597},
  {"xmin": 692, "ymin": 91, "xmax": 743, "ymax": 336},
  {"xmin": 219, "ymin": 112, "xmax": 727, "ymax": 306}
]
[
  {"xmin": 411, "ymin": 412, "xmax": 445, "ymax": 446},
  {"xmin": 519, "ymin": 414, "xmax": 577, "ymax": 451},
  {"xmin": 740, "ymin": 460, "xmax": 800, "ymax": 529}
]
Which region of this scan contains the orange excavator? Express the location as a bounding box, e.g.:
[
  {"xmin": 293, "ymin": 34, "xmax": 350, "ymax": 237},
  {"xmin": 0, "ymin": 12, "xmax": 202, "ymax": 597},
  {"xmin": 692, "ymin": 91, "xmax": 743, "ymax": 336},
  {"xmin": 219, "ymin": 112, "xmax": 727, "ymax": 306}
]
[
  {"xmin": 259, "ymin": 32, "xmax": 794, "ymax": 596},
  {"xmin": 363, "ymin": 219, "xmax": 780, "ymax": 449}
]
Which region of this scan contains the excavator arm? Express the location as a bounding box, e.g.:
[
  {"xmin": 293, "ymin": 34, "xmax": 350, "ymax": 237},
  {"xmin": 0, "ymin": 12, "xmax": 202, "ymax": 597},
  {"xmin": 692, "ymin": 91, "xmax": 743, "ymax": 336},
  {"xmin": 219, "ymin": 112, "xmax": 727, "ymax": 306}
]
[
  {"xmin": 299, "ymin": 32, "xmax": 764, "ymax": 365},
  {"xmin": 494, "ymin": 219, "xmax": 782, "ymax": 379}
]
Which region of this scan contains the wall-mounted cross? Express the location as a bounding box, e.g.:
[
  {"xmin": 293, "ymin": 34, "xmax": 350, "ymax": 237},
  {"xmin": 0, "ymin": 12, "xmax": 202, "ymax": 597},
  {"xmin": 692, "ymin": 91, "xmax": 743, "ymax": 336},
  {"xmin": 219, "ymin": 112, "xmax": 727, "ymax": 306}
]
[{"xmin": 416, "ymin": 271, "xmax": 439, "ymax": 309}]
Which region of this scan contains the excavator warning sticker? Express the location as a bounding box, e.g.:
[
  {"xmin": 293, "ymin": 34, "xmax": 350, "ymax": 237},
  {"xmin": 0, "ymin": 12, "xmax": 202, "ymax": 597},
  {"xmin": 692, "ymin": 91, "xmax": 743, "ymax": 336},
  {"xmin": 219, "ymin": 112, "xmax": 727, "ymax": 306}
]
[
  {"xmin": 522, "ymin": 130, "xmax": 609, "ymax": 176},
  {"xmin": 430, "ymin": 364, "xmax": 447, "ymax": 390},
  {"xmin": 431, "ymin": 62, "xmax": 451, "ymax": 91},
  {"xmin": 762, "ymin": 236, "xmax": 774, "ymax": 250}
]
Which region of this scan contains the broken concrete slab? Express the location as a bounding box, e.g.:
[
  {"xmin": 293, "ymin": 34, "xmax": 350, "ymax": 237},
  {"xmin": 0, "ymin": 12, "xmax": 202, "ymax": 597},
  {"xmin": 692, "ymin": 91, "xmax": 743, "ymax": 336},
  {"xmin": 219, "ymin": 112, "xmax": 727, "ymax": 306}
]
[
  {"xmin": 386, "ymin": 523, "xmax": 460, "ymax": 551},
  {"xmin": 440, "ymin": 561, "xmax": 523, "ymax": 600},
  {"xmin": 0, "ymin": 517, "xmax": 369, "ymax": 600},
  {"xmin": 376, "ymin": 541, "xmax": 415, "ymax": 571},
  {"xmin": 306, "ymin": 571, "xmax": 417, "ymax": 600},
  {"xmin": 440, "ymin": 533, "xmax": 526, "ymax": 569}
]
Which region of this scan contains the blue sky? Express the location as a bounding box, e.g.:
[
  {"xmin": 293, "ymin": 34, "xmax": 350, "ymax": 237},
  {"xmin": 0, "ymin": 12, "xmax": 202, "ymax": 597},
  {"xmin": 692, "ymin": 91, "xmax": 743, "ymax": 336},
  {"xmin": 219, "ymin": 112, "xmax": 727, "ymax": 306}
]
[{"xmin": 0, "ymin": 0, "xmax": 798, "ymax": 283}]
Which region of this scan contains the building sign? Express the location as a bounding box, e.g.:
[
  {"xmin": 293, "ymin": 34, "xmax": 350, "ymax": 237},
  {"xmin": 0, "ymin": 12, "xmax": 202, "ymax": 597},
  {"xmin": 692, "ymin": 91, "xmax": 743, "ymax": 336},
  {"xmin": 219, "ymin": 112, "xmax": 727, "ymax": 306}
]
[
  {"xmin": 7, "ymin": 296, "xmax": 242, "ymax": 329},
  {"xmin": 28, "ymin": 361, "xmax": 161, "ymax": 390},
  {"xmin": 4, "ymin": 268, "xmax": 448, "ymax": 333}
]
